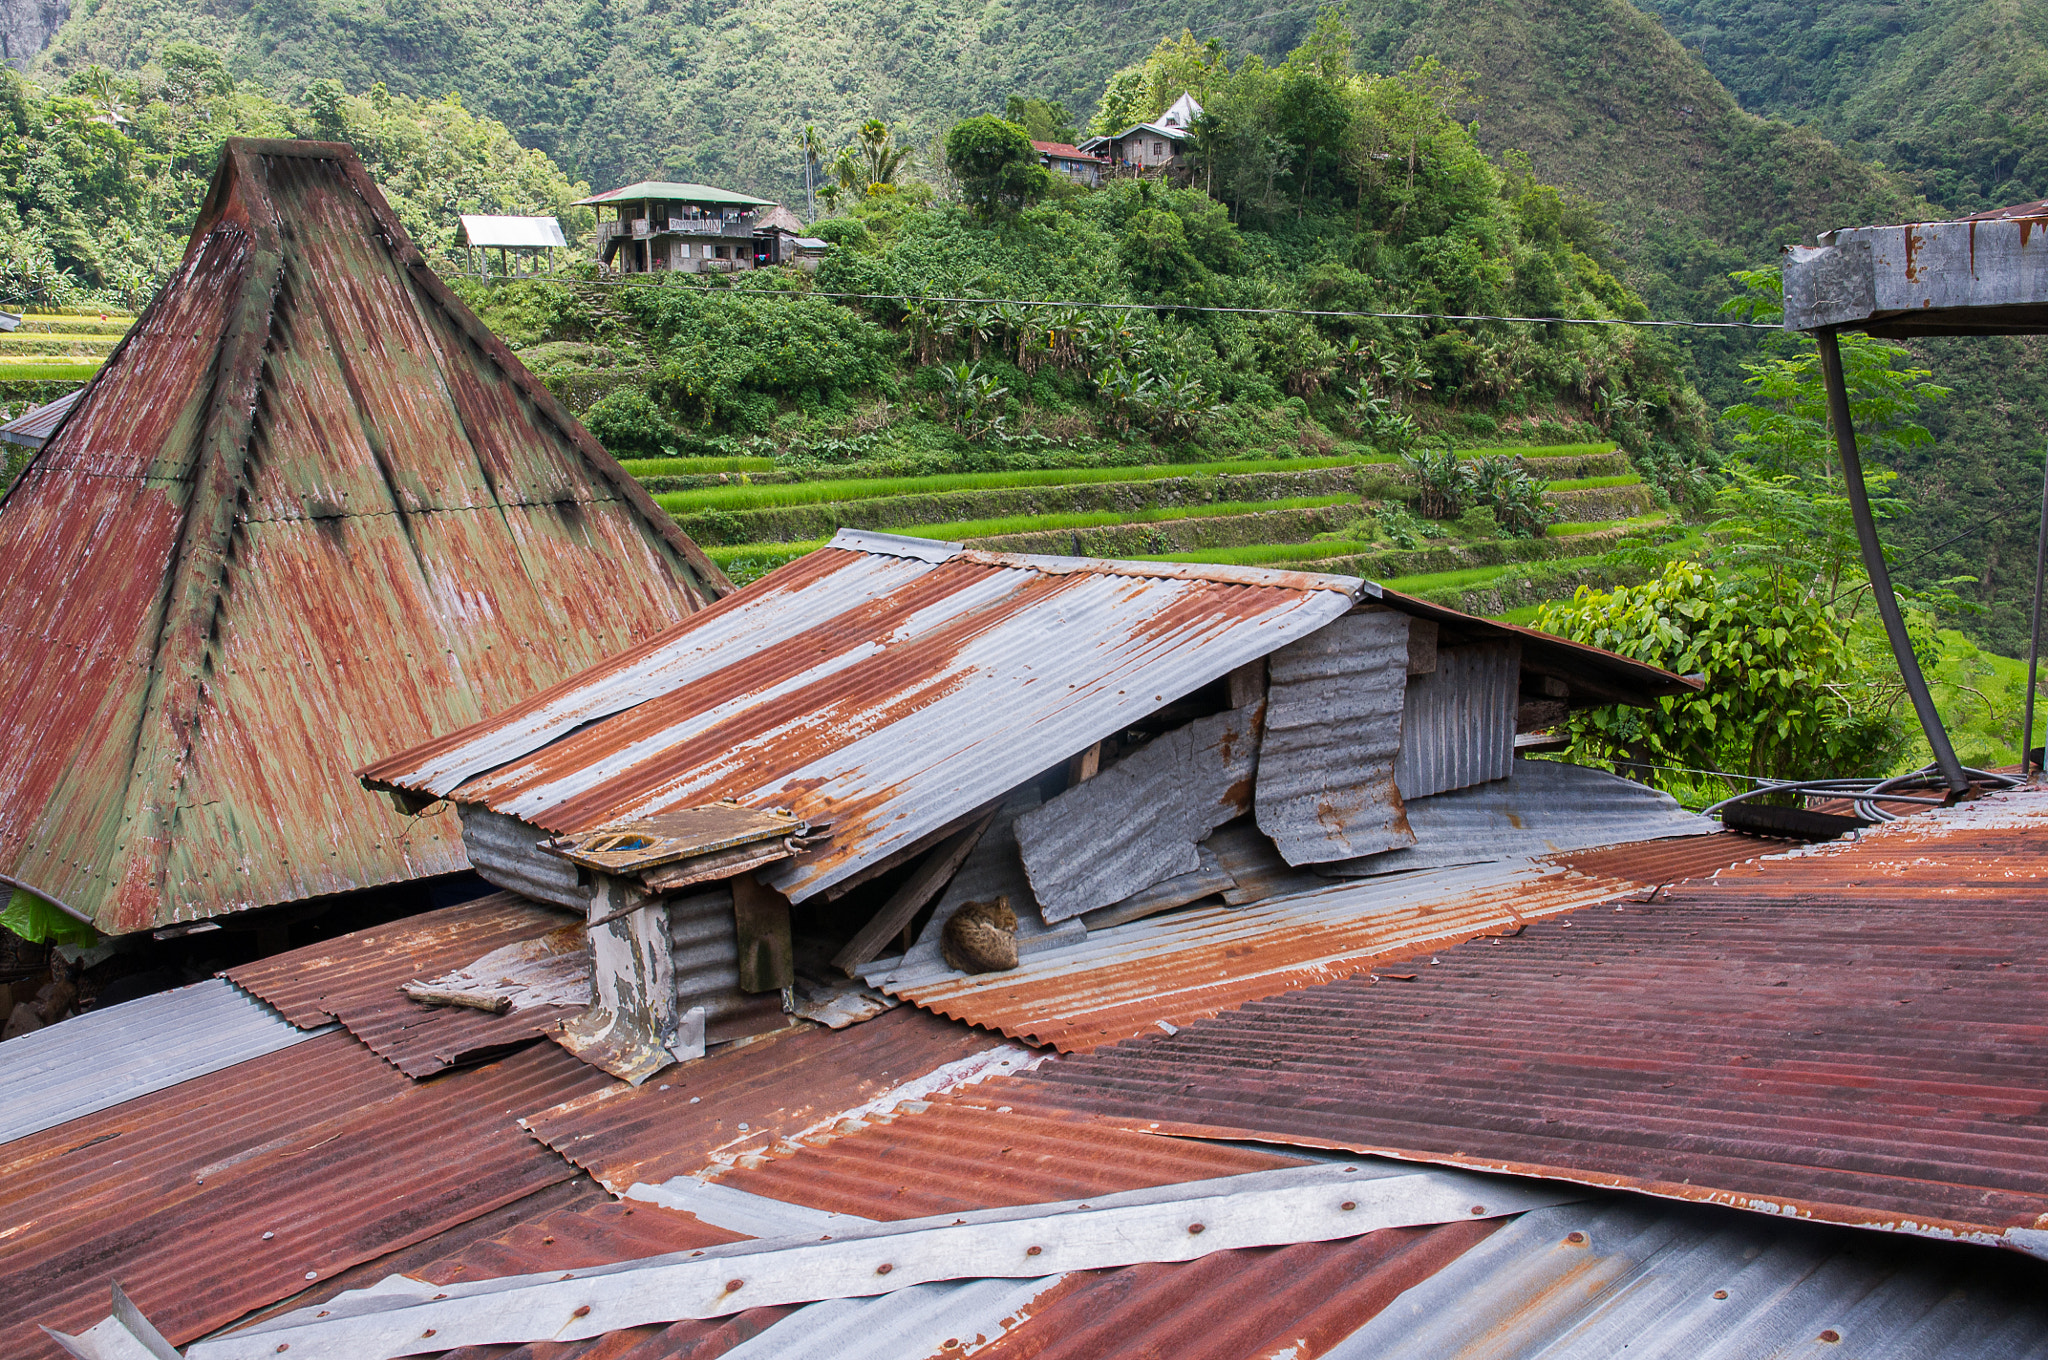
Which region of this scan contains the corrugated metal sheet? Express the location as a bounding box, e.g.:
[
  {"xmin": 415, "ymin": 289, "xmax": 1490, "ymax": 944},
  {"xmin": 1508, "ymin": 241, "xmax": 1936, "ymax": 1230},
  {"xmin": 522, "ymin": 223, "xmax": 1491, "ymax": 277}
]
[
  {"xmin": 0, "ymin": 1031, "xmax": 612, "ymax": 1360},
  {"xmin": 1012, "ymin": 787, "xmax": 2048, "ymax": 1253},
  {"xmin": 226, "ymin": 892, "xmax": 584, "ymax": 1077},
  {"xmin": 461, "ymin": 807, "xmax": 592, "ymax": 910},
  {"xmin": 0, "ymin": 138, "xmax": 724, "ymax": 936},
  {"xmin": 1015, "ymin": 702, "xmax": 1260, "ymax": 923},
  {"xmin": 865, "ymin": 858, "xmax": 1643, "ymax": 1052},
  {"xmin": 521, "ymin": 1004, "xmax": 1008, "ymax": 1194},
  {"xmin": 361, "ymin": 531, "xmax": 1364, "ymax": 905},
  {"xmin": 1545, "ymin": 830, "xmax": 1778, "ymax": 885},
  {"xmin": 1392, "ymin": 641, "xmax": 1519, "ymax": 800},
  {"xmin": 1256, "ymin": 608, "xmax": 1414, "ymax": 864},
  {"xmin": 670, "ymin": 883, "xmax": 785, "ymax": 1041},
  {"xmin": 709, "ymin": 1092, "xmax": 1306, "ymax": 1218},
  {"xmin": 1321, "ymin": 759, "xmax": 1718, "ymax": 877},
  {"xmin": 1325, "ymin": 1199, "xmax": 2048, "ymax": 1360},
  {"xmin": 0, "ymin": 385, "xmax": 83, "ymax": 449},
  {"xmin": 456, "ymin": 215, "xmax": 567, "ymax": 249},
  {"xmin": 0, "ymin": 977, "xmax": 328, "ymax": 1146}
]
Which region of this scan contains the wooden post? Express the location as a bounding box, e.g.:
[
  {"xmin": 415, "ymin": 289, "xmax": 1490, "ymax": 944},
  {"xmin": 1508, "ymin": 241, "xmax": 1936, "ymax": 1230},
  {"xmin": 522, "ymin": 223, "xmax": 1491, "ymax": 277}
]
[
  {"xmin": 1066, "ymin": 741, "xmax": 1103, "ymax": 787},
  {"xmin": 732, "ymin": 874, "xmax": 794, "ymax": 993}
]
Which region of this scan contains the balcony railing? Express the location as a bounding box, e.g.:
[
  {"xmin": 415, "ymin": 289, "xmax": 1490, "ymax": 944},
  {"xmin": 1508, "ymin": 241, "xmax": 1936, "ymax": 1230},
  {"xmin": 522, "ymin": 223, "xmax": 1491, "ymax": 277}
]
[{"xmin": 597, "ymin": 216, "xmax": 756, "ymax": 242}]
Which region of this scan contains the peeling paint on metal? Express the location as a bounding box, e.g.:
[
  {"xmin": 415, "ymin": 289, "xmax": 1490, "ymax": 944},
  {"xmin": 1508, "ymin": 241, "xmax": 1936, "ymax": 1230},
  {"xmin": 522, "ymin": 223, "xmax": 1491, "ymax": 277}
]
[
  {"xmin": 362, "ymin": 533, "xmax": 1364, "ymax": 905},
  {"xmin": 0, "ymin": 139, "xmax": 722, "ymax": 935}
]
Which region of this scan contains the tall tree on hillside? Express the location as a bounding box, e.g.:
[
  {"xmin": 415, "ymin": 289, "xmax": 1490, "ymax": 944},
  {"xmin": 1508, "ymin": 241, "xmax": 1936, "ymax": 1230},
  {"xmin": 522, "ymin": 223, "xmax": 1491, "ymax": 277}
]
[
  {"xmin": 798, "ymin": 124, "xmax": 826, "ymax": 218},
  {"xmin": 945, "ymin": 116, "xmax": 1047, "ymax": 220},
  {"xmin": 836, "ymin": 120, "xmax": 910, "ymax": 196}
]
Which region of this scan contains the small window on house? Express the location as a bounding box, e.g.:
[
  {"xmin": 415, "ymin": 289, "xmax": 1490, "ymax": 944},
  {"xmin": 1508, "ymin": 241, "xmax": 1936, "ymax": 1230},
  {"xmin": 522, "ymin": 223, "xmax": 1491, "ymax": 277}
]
[{"xmin": 1153, "ymin": 141, "xmax": 1165, "ymax": 156}]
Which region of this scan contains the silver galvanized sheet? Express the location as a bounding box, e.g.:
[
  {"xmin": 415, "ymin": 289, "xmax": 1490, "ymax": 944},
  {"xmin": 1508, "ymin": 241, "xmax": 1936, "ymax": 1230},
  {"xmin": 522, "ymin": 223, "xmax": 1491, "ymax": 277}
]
[
  {"xmin": 1324, "ymin": 1198, "xmax": 2048, "ymax": 1360},
  {"xmin": 461, "ymin": 806, "xmax": 592, "ymax": 911},
  {"xmin": 1255, "ymin": 609, "xmax": 1414, "ymax": 865},
  {"xmin": 1320, "ymin": 759, "xmax": 1714, "ymax": 878},
  {"xmin": 1392, "ymin": 641, "xmax": 1519, "ymax": 801},
  {"xmin": 1016, "ymin": 704, "xmax": 1261, "ymax": 924},
  {"xmin": 0, "ymin": 978, "xmax": 330, "ymax": 1146}
]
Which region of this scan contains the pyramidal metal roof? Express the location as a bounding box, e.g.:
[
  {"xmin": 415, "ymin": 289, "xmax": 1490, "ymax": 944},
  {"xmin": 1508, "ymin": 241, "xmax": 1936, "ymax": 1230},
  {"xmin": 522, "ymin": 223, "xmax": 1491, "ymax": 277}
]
[{"xmin": 0, "ymin": 138, "xmax": 730, "ymax": 935}]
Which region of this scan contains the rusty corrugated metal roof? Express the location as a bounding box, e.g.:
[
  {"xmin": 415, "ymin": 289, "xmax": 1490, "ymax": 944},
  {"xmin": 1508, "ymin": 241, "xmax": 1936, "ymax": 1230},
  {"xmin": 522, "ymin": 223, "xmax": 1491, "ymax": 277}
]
[
  {"xmin": 0, "ymin": 138, "xmax": 726, "ymax": 936},
  {"xmin": 1003, "ymin": 788, "xmax": 2048, "ymax": 1254},
  {"xmin": 0, "ymin": 1031, "xmax": 612, "ymax": 1360},
  {"xmin": 0, "ymin": 385, "xmax": 83, "ymax": 449},
  {"xmin": 522, "ymin": 1003, "xmax": 1010, "ymax": 1193},
  {"xmin": 225, "ymin": 892, "xmax": 582, "ymax": 1076},
  {"xmin": 360, "ymin": 531, "xmax": 1365, "ymax": 903},
  {"xmin": 862, "ymin": 858, "xmax": 1649, "ymax": 1052}
]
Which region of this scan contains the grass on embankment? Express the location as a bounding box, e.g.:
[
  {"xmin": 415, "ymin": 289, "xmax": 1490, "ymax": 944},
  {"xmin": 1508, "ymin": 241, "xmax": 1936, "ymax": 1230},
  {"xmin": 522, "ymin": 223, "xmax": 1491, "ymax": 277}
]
[
  {"xmin": 619, "ymin": 455, "xmax": 781, "ymax": 477},
  {"xmin": 0, "ymin": 360, "xmax": 101, "ymax": 381},
  {"xmin": 704, "ymin": 495, "xmax": 1363, "ymax": 567},
  {"xmin": 653, "ymin": 455, "xmax": 1388, "ymax": 515}
]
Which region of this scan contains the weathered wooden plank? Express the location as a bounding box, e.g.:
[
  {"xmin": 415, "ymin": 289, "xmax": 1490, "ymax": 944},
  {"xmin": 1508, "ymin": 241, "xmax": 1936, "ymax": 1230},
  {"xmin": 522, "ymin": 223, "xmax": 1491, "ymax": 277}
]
[{"xmin": 832, "ymin": 809, "xmax": 997, "ymax": 976}]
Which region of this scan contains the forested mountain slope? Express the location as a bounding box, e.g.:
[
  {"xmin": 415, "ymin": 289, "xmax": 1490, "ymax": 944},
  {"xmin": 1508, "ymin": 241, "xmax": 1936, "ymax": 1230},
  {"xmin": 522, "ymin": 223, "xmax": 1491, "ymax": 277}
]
[{"xmin": 1638, "ymin": 0, "xmax": 2048, "ymax": 211}]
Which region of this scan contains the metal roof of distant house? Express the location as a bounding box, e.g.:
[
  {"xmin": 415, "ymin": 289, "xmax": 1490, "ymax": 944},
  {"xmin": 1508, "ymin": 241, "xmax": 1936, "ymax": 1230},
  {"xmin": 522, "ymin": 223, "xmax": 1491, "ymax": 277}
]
[
  {"xmin": 574, "ymin": 180, "xmax": 777, "ymax": 207},
  {"xmin": 0, "ymin": 138, "xmax": 728, "ymax": 936},
  {"xmin": 1783, "ymin": 196, "xmax": 2048, "ymax": 336},
  {"xmin": 1032, "ymin": 141, "xmax": 1105, "ymax": 162},
  {"xmin": 1079, "ymin": 122, "xmax": 1190, "ymax": 152},
  {"xmin": 0, "ymin": 386, "xmax": 82, "ymax": 450},
  {"xmin": 455, "ymin": 214, "xmax": 567, "ymax": 249}
]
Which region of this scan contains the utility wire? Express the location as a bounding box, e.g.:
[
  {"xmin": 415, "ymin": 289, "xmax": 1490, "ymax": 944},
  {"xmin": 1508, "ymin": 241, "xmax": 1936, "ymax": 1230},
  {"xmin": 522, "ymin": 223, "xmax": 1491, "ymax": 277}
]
[{"xmin": 518, "ymin": 275, "xmax": 1782, "ymax": 331}]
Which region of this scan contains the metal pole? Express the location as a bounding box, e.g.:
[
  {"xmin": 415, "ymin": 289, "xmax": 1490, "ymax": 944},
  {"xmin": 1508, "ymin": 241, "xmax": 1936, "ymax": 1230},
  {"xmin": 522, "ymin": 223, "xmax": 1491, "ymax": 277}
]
[
  {"xmin": 2022, "ymin": 442, "xmax": 2048, "ymax": 780},
  {"xmin": 1815, "ymin": 328, "xmax": 1970, "ymax": 796}
]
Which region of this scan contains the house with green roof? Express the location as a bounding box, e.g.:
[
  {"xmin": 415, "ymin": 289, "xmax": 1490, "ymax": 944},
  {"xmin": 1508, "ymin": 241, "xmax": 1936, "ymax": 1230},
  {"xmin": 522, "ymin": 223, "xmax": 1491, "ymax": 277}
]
[{"xmin": 575, "ymin": 181, "xmax": 806, "ymax": 275}]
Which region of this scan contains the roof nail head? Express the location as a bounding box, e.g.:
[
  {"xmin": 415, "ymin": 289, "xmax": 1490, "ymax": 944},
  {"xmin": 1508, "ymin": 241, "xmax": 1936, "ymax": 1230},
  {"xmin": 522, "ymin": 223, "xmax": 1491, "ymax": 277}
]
[
  {"xmin": 1565, "ymin": 1232, "xmax": 1587, "ymax": 1245},
  {"xmin": 423, "ymin": 1329, "xmax": 437, "ymax": 1338},
  {"xmin": 1819, "ymin": 1331, "xmax": 1841, "ymax": 1344},
  {"xmin": 573, "ymin": 1306, "xmax": 591, "ymax": 1318},
  {"xmin": 1188, "ymin": 1223, "xmax": 1205, "ymax": 1234},
  {"xmin": 1470, "ymin": 1205, "xmax": 1486, "ymax": 1215},
  {"xmin": 1026, "ymin": 1245, "xmax": 1042, "ymax": 1256},
  {"xmin": 876, "ymin": 1263, "xmax": 892, "ymax": 1275},
  {"xmin": 1341, "ymin": 1201, "xmax": 1356, "ymax": 1211},
  {"xmin": 726, "ymin": 1279, "xmax": 744, "ymax": 1292},
  {"xmin": 1713, "ymin": 1290, "xmax": 1729, "ymax": 1300}
]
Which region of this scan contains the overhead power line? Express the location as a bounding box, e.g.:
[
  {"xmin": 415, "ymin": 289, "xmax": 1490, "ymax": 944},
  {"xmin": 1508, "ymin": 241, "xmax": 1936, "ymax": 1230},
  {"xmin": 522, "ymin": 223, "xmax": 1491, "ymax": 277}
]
[{"xmin": 542, "ymin": 277, "xmax": 1782, "ymax": 331}]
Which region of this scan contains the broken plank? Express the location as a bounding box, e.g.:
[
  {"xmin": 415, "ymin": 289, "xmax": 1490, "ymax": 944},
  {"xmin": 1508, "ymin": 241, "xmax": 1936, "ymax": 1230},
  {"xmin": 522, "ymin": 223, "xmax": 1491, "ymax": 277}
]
[{"xmin": 832, "ymin": 808, "xmax": 998, "ymax": 976}]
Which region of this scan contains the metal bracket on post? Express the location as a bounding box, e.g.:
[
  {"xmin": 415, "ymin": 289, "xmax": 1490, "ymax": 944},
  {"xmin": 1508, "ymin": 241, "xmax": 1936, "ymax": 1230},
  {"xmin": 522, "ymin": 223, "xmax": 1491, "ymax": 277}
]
[{"xmin": 1814, "ymin": 329, "xmax": 1970, "ymax": 797}]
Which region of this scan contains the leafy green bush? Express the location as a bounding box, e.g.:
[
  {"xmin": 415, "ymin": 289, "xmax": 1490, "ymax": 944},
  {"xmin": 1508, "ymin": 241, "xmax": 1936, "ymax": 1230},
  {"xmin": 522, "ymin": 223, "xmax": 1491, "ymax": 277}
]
[
  {"xmin": 582, "ymin": 387, "xmax": 674, "ymax": 459},
  {"xmin": 623, "ymin": 286, "xmax": 894, "ymax": 429}
]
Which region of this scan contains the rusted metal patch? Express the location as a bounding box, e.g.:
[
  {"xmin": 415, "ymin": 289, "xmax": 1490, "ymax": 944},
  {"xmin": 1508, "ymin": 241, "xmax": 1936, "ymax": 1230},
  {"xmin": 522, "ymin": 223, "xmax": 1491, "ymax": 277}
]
[
  {"xmin": 1010, "ymin": 789, "xmax": 2048, "ymax": 1254},
  {"xmin": 0, "ymin": 1032, "xmax": 611, "ymax": 1360},
  {"xmin": 871, "ymin": 860, "xmax": 1642, "ymax": 1052},
  {"xmin": 227, "ymin": 892, "xmax": 583, "ymax": 1077}
]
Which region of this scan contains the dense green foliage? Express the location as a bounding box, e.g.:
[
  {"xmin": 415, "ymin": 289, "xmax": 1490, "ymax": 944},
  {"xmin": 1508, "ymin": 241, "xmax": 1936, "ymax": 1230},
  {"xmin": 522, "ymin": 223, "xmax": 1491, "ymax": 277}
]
[
  {"xmin": 0, "ymin": 57, "xmax": 589, "ymax": 308},
  {"xmin": 1639, "ymin": 0, "xmax": 2048, "ymax": 213}
]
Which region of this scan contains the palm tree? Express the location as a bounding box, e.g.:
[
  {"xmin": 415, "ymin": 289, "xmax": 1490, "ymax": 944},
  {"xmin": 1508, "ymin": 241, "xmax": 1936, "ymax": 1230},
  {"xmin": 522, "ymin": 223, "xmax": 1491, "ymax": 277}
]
[
  {"xmin": 852, "ymin": 120, "xmax": 909, "ymax": 191},
  {"xmin": 798, "ymin": 125, "xmax": 827, "ymax": 219}
]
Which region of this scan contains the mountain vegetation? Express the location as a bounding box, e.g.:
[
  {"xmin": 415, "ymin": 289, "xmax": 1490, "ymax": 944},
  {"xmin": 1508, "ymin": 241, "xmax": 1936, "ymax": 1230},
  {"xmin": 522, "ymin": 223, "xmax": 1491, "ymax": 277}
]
[{"xmin": 4, "ymin": 0, "xmax": 2045, "ymax": 778}]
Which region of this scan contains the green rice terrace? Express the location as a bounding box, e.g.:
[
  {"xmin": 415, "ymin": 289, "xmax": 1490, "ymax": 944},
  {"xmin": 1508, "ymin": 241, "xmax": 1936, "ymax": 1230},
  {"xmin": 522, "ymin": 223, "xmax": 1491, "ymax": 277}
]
[
  {"xmin": 623, "ymin": 443, "xmax": 1673, "ymax": 616},
  {"xmin": 0, "ymin": 311, "xmax": 134, "ymax": 416}
]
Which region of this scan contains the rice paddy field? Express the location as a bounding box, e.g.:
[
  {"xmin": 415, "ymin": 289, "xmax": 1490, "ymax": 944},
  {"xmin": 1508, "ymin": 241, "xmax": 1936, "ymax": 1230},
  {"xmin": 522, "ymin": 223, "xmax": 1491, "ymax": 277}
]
[
  {"xmin": 0, "ymin": 312, "xmax": 133, "ymax": 401},
  {"xmin": 632, "ymin": 440, "xmax": 1683, "ymax": 616}
]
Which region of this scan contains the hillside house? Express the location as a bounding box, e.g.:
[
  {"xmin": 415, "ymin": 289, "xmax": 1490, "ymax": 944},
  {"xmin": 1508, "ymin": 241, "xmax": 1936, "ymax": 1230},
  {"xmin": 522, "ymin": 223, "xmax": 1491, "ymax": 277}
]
[
  {"xmin": 1034, "ymin": 140, "xmax": 1107, "ymax": 186},
  {"xmin": 1081, "ymin": 91, "xmax": 1202, "ymax": 174},
  {"xmin": 579, "ymin": 180, "xmax": 801, "ymax": 274}
]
